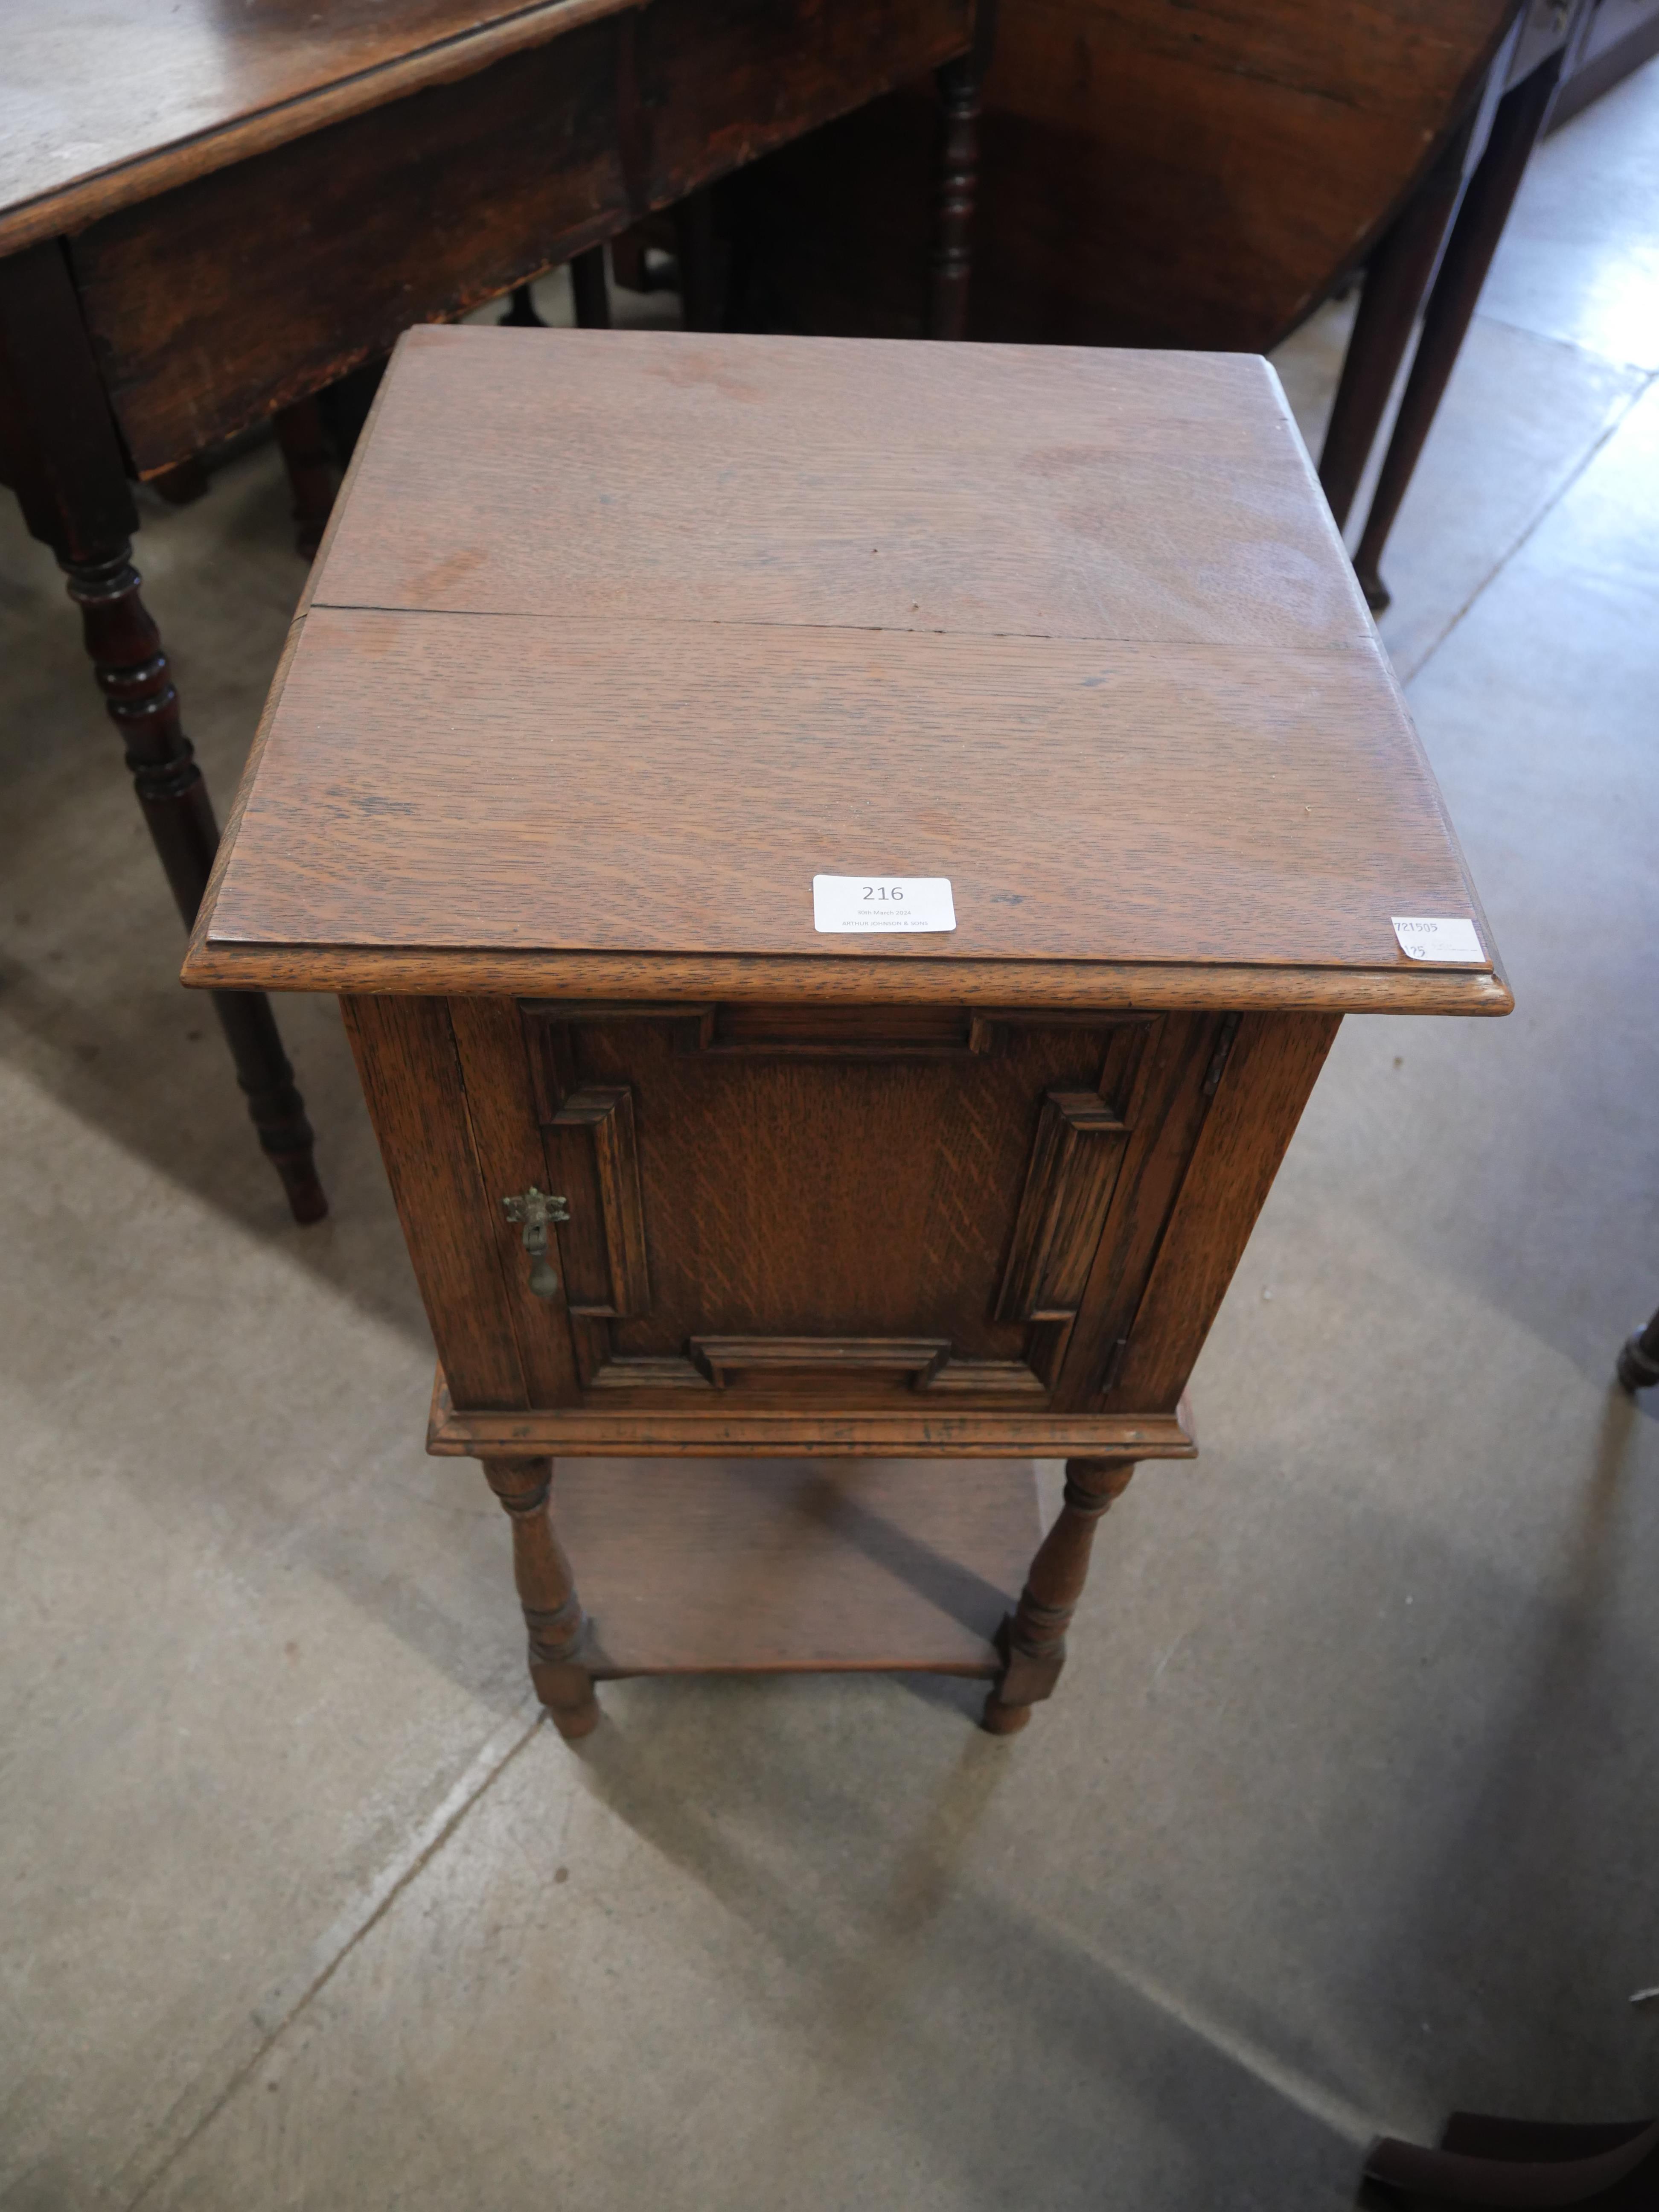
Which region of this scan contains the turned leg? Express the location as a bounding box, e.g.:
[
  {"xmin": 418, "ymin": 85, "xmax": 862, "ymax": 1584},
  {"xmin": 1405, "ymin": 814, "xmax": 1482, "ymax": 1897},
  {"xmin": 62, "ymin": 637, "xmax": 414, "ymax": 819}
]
[
  {"xmin": 1617, "ymin": 1304, "xmax": 1659, "ymax": 1394},
  {"xmin": 983, "ymin": 1456, "xmax": 1136, "ymax": 1735},
  {"xmin": 1351, "ymin": 48, "xmax": 1563, "ymax": 612},
  {"xmin": 481, "ymin": 1457, "xmax": 600, "ymax": 1740},
  {"xmin": 927, "ymin": 47, "xmax": 985, "ymax": 341},
  {"xmin": 1317, "ymin": 107, "xmax": 1476, "ymax": 532},
  {"xmin": 61, "ymin": 547, "xmax": 327, "ymax": 1223},
  {"xmin": 0, "ymin": 240, "xmax": 327, "ymax": 1224},
  {"xmin": 271, "ymin": 394, "xmax": 338, "ymax": 559}
]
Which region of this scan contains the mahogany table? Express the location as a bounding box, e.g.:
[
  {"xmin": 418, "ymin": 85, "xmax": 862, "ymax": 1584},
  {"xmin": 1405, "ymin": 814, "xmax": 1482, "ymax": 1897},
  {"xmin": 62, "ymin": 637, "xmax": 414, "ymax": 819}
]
[
  {"xmin": 184, "ymin": 325, "xmax": 1511, "ymax": 1739},
  {"xmin": 0, "ymin": 0, "xmax": 990, "ymax": 1222}
]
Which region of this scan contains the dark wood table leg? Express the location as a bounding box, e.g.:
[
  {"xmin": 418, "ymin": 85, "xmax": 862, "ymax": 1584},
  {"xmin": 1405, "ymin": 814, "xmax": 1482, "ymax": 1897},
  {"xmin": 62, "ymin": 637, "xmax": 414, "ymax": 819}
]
[
  {"xmin": 927, "ymin": 58, "xmax": 983, "ymax": 341},
  {"xmin": 673, "ymin": 190, "xmax": 722, "ymax": 332},
  {"xmin": 927, "ymin": 0, "xmax": 996, "ymax": 340},
  {"xmin": 482, "ymin": 1457, "xmax": 600, "ymax": 1740},
  {"xmin": 1618, "ymin": 1305, "xmax": 1659, "ymax": 1394},
  {"xmin": 1318, "ymin": 108, "xmax": 1478, "ymax": 533},
  {"xmin": 499, "ymin": 283, "xmax": 547, "ymax": 327},
  {"xmin": 271, "ymin": 393, "xmax": 338, "ymax": 559},
  {"xmin": 983, "ymin": 1455, "xmax": 1136, "ymax": 1735},
  {"xmin": 569, "ymin": 244, "xmax": 612, "ymax": 330},
  {"xmin": 0, "ymin": 240, "xmax": 326, "ymax": 1223},
  {"xmin": 150, "ymin": 457, "xmax": 211, "ymax": 507},
  {"xmin": 1351, "ymin": 48, "xmax": 1564, "ymax": 612}
]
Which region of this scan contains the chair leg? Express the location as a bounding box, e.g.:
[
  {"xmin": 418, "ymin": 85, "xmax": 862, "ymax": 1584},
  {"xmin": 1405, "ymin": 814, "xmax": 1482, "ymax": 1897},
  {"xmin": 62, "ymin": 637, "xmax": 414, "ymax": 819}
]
[
  {"xmin": 60, "ymin": 544, "xmax": 326, "ymax": 1223},
  {"xmin": 482, "ymin": 1457, "xmax": 600, "ymax": 1740},
  {"xmin": 983, "ymin": 1457, "xmax": 1136, "ymax": 1735}
]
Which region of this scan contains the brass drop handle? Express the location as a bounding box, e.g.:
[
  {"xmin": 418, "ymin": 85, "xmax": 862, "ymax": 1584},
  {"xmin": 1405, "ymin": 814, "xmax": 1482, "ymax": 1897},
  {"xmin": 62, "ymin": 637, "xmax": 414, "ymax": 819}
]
[{"xmin": 502, "ymin": 1186, "xmax": 569, "ymax": 1299}]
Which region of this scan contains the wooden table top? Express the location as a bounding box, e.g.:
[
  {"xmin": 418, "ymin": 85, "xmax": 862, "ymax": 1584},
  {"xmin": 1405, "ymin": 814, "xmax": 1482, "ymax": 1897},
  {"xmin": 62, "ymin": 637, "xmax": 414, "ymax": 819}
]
[
  {"xmin": 187, "ymin": 327, "xmax": 1510, "ymax": 1016},
  {"xmin": 0, "ymin": 0, "xmax": 632, "ymax": 256}
]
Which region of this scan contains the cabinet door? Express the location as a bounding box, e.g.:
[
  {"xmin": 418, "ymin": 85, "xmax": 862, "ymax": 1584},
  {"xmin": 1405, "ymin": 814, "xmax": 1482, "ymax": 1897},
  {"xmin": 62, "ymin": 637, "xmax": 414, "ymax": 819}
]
[{"xmin": 483, "ymin": 1000, "xmax": 1214, "ymax": 1415}]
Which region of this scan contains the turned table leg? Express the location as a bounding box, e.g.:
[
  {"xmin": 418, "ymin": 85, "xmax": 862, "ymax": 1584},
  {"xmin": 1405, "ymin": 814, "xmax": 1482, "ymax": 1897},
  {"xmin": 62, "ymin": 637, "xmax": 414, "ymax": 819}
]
[
  {"xmin": 481, "ymin": 1457, "xmax": 600, "ymax": 1740},
  {"xmin": 0, "ymin": 238, "xmax": 326, "ymax": 1225},
  {"xmin": 984, "ymin": 1456, "xmax": 1137, "ymax": 1735},
  {"xmin": 927, "ymin": 56, "xmax": 982, "ymax": 341},
  {"xmin": 60, "ymin": 547, "xmax": 327, "ymax": 1222},
  {"xmin": 927, "ymin": 2, "xmax": 995, "ymax": 341}
]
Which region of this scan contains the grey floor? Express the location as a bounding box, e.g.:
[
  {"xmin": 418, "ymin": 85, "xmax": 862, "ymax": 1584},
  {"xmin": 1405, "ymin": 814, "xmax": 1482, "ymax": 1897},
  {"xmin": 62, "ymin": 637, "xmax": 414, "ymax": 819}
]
[{"xmin": 4, "ymin": 62, "xmax": 1659, "ymax": 2212}]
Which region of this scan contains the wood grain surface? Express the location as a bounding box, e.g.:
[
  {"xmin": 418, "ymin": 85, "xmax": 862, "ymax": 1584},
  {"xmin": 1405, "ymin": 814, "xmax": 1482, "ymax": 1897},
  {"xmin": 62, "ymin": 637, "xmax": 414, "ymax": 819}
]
[
  {"xmin": 187, "ymin": 326, "xmax": 1509, "ymax": 1013},
  {"xmin": 532, "ymin": 1455, "xmax": 1044, "ymax": 1675},
  {"xmin": 201, "ymin": 606, "xmax": 1490, "ymax": 975},
  {"xmin": 0, "ymin": 0, "xmax": 636, "ymax": 256},
  {"xmin": 309, "ymin": 327, "xmax": 1373, "ymax": 647}
]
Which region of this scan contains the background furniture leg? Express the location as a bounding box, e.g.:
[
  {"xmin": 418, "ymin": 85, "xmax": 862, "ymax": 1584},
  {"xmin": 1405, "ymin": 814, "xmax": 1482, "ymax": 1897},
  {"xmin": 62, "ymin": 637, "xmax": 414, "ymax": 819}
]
[
  {"xmin": 1351, "ymin": 48, "xmax": 1564, "ymax": 611},
  {"xmin": 271, "ymin": 394, "xmax": 338, "ymax": 559},
  {"xmin": 1617, "ymin": 1304, "xmax": 1659, "ymax": 1393},
  {"xmin": 1317, "ymin": 108, "xmax": 1477, "ymax": 532},
  {"xmin": 673, "ymin": 189, "xmax": 723, "ymax": 332},
  {"xmin": 569, "ymin": 245, "xmax": 611, "ymax": 330},
  {"xmin": 61, "ymin": 546, "xmax": 327, "ymax": 1222},
  {"xmin": 499, "ymin": 282, "xmax": 546, "ymax": 327},
  {"xmin": 481, "ymin": 1458, "xmax": 600, "ymax": 1740},
  {"xmin": 927, "ymin": 47, "xmax": 984, "ymax": 341},
  {"xmin": 0, "ymin": 239, "xmax": 326, "ymax": 1222},
  {"xmin": 983, "ymin": 1456, "xmax": 1137, "ymax": 1735},
  {"xmin": 148, "ymin": 457, "xmax": 211, "ymax": 507}
]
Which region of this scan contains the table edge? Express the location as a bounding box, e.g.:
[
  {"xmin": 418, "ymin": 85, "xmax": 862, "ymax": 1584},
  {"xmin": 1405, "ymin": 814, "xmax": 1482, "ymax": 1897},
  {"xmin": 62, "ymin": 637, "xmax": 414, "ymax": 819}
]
[
  {"xmin": 0, "ymin": 0, "xmax": 638, "ymax": 257},
  {"xmin": 179, "ymin": 935, "xmax": 1514, "ymax": 1015}
]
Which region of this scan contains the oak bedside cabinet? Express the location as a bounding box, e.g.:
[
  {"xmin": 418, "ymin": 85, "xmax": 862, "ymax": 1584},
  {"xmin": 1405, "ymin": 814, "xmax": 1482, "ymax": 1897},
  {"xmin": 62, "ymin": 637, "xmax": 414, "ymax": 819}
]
[{"xmin": 184, "ymin": 324, "xmax": 1511, "ymax": 1742}]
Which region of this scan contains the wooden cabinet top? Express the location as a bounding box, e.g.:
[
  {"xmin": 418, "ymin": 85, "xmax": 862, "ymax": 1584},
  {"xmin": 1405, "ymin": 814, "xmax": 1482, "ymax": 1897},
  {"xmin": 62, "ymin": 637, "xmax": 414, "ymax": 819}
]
[{"xmin": 186, "ymin": 326, "xmax": 1510, "ymax": 1016}]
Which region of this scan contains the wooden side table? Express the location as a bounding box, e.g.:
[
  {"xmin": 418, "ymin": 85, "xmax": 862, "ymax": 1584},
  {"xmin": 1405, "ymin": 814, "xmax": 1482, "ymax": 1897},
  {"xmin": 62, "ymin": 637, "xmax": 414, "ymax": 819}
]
[{"xmin": 184, "ymin": 326, "xmax": 1511, "ymax": 1740}]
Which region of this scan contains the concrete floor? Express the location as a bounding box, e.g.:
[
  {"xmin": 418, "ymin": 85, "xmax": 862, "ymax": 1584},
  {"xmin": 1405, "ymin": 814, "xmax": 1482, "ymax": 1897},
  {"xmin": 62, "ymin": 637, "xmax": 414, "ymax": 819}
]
[{"xmin": 4, "ymin": 63, "xmax": 1659, "ymax": 2212}]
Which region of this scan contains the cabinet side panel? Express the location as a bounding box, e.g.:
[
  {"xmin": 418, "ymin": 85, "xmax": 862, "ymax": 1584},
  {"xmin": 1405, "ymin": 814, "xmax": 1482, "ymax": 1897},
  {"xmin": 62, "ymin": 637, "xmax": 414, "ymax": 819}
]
[
  {"xmin": 341, "ymin": 993, "xmax": 529, "ymax": 1410},
  {"xmin": 1106, "ymin": 1011, "xmax": 1342, "ymax": 1413}
]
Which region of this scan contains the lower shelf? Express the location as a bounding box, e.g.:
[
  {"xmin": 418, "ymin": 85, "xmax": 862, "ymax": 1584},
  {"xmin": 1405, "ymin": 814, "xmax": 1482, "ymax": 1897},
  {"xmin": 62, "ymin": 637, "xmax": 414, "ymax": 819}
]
[{"xmin": 547, "ymin": 1455, "xmax": 1044, "ymax": 1679}]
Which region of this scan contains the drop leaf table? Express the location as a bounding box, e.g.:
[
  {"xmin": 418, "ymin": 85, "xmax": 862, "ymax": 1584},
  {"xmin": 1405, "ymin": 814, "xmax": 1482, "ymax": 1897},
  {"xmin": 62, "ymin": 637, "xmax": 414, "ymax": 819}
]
[{"xmin": 183, "ymin": 324, "xmax": 1511, "ymax": 1739}]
